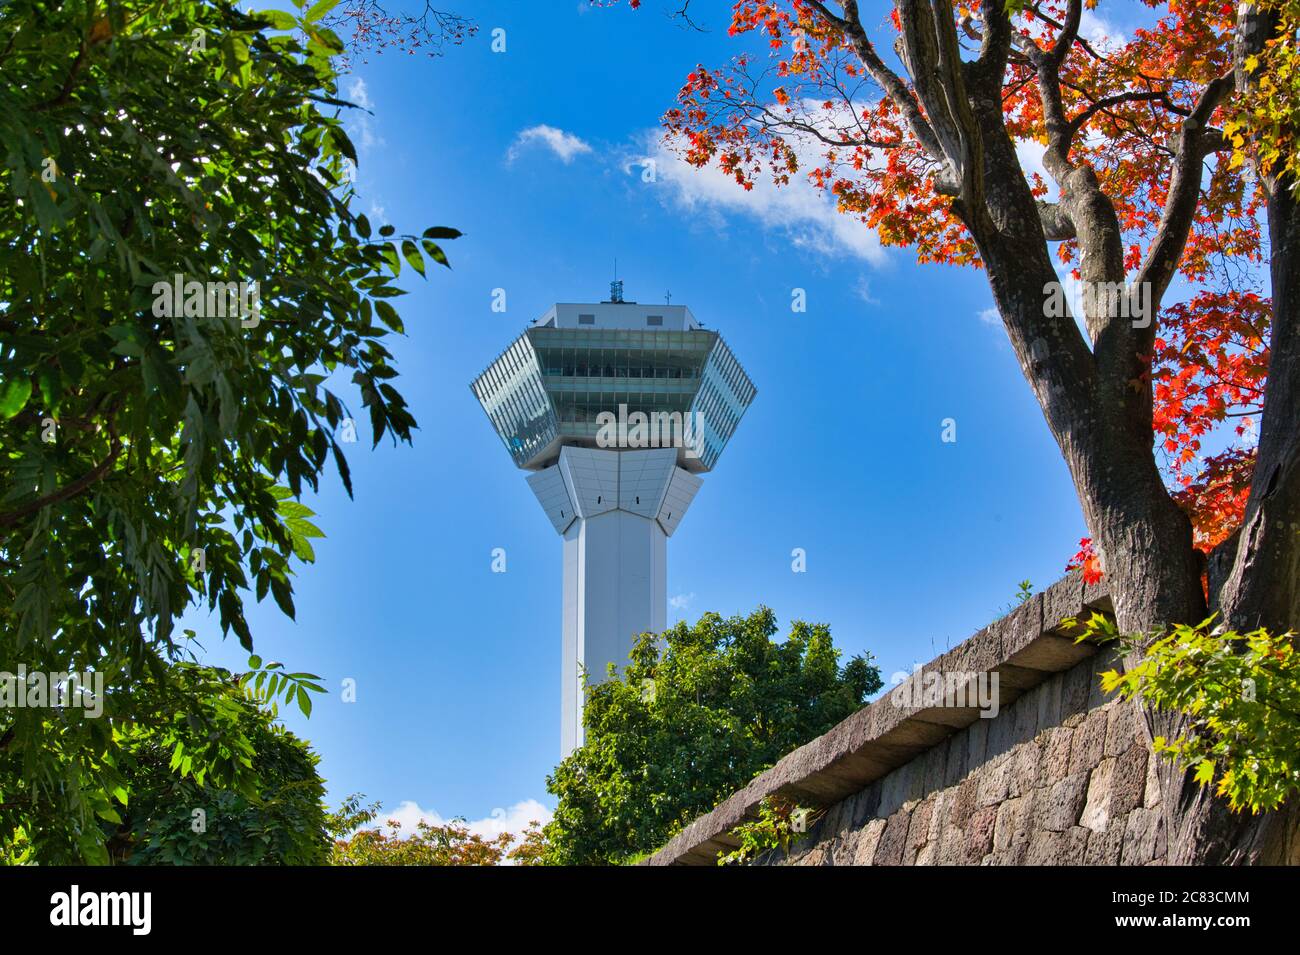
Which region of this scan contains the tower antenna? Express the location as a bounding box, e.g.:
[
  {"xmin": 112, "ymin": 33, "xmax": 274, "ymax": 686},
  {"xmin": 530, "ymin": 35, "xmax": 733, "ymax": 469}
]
[{"xmin": 609, "ymin": 257, "xmax": 624, "ymax": 304}]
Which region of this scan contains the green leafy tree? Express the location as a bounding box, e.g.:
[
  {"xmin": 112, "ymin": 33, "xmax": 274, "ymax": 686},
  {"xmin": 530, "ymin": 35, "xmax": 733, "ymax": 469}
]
[
  {"xmin": 108, "ymin": 665, "xmax": 329, "ymax": 865},
  {"xmin": 0, "ymin": 0, "xmax": 455, "ymax": 862},
  {"xmin": 543, "ymin": 607, "xmax": 881, "ymax": 865},
  {"xmin": 1, "ymin": 658, "xmax": 329, "ymax": 864}
]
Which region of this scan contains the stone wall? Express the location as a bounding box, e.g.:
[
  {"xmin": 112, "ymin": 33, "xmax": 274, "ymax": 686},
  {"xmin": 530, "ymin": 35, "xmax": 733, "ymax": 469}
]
[
  {"xmin": 761, "ymin": 649, "xmax": 1166, "ymax": 866},
  {"xmin": 646, "ymin": 571, "xmax": 1296, "ymax": 866}
]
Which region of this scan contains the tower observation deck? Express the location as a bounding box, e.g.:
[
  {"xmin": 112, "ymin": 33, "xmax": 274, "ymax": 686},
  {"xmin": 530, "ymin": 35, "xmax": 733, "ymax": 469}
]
[{"xmin": 471, "ymin": 291, "xmax": 756, "ymax": 754}]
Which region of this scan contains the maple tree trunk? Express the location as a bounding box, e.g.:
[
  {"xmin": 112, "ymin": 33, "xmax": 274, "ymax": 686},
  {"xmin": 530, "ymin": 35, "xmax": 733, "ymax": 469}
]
[
  {"xmin": 959, "ymin": 93, "xmax": 1209, "ymax": 638},
  {"xmin": 1213, "ymin": 183, "xmax": 1300, "ymax": 636}
]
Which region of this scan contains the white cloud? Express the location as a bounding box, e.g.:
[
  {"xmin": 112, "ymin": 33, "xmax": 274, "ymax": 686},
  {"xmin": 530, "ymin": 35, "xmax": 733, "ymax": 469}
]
[
  {"xmin": 668, "ymin": 592, "xmax": 695, "ymax": 610},
  {"xmin": 346, "ymin": 76, "xmax": 374, "ymax": 110},
  {"xmin": 1079, "ymin": 9, "xmax": 1128, "ymax": 48},
  {"xmin": 343, "ymin": 78, "xmax": 382, "ymax": 154},
  {"xmin": 508, "ymin": 125, "xmax": 594, "ymax": 164},
  {"xmin": 854, "ymin": 277, "xmax": 879, "ymax": 305},
  {"xmin": 634, "ymin": 131, "xmax": 886, "ymax": 265},
  {"xmin": 374, "ymin": 798, "xmax": 552, "ymax": 860},
  {"xmin": 977, "ymin": 307, "xmax": 1001, "ymax": 328}
]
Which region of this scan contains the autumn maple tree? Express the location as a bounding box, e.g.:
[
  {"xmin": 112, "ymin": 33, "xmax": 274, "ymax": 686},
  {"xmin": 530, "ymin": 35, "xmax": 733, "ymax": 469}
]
[{"xmin": 615, "ymin": 0, "xmax": 1299, "ymax": 862}]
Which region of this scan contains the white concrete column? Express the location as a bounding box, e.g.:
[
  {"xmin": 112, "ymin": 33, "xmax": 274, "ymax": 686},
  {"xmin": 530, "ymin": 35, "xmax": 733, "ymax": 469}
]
[{"xmin": 527, "ymin": 447, "xmax": 702, "ymax": 755}]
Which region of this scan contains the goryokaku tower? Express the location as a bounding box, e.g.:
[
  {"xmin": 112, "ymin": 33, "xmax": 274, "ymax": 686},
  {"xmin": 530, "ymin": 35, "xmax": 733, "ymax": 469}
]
[{"xmin": 471, "ymin": 285, "xmax": 756, "ymax": 755}]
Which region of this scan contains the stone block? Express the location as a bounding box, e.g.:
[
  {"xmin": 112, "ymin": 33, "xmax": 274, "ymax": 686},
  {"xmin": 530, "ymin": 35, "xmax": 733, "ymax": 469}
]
[
  {"xmin": 1060, "ymin": 659, "xmax": 1092, "ymax": 720},
  {"xmin": 1040, "ymin": 572, "xmax": 1083, "ymax": 635},
  {"xmin": 994, "ymin": 794, "xmax": 1034, "ymax": 853},
  {"xmin": 831, "ymin": 829, "xmax": 858, "ymax": 866},
  {"xmin": 1144, "ymin": 751, "xmax": 1162, "ymax": 809},
  {"xmin": 976, "ymin": 755, "xmax": 1012, "ymax": 806},
  {"xmin": 1079, "ymin": 758, "xmax": 1115, "ymax": 833},
  {"xmin": 1110, "ymin": 744, "xmax": 1148, "ymax": 817},
  {"xmin": 1036, "ymin": 673, "xmax": 1064, "ymax": 731},
  {"xmin": 793, "ymin": 844, "xmax": 828, "ymax": 866},
  {"xmin": 1121, "ymin": 808, "xmax": 1165, "ymax": 866},
  {"xmin": 848, "ymin": 782, "xmax": 882, "ymax": 829},
  {"xmin": 943, "ymin": 732, "xmax": 969, "ymax": 788},
  {"xmin": 937, "ymin": 816, "xmax": 969, "ymax": 865},
  {"xmin": 920, "ymin": 743, "xmax": 947, "ymax": 797},
  {"xmin": 1104, "ymin": 700, "xmax": 1139, "ymax": 757},
  {"xmin": 1038, "ymin": 725, "xmax": 1074, "ymax": 786},
  {"xmin": 877, "ymin": 758, "xmax": 923, "ymax": 819},
  {"xmin": 906, "ymin": 796, "xmax": 934, "ymax": 856},
  {"xmin": 1011, "ymin": 687, "xmax": 1041, "ymax": 747},
  {"xmin": 1005, "ymin": 633, "xmax": 1096, "ymax": 674},
  {"xmin": 991, "ymin": 592, "xmax": 1043, "ymax": 659},
  {"xmin": 967, "ymin": 716, "xmax": 989, "ymax": 767},
  {"xmin": 1084, "ymin": 824, "xmax": 1124, "ymax": 865},
  {"xmin": 967, "ymin": 805, "xmax": 997, "ymax": 860},
  {"xmin": 851, "ymin": 817, "xmax": 887, "ymax": 865},
  {"xmin": 1025, "ymin": 827, "xmax": 1088, "ymax": 865},
  {"xmin": 948, "ymin": 777, "xmax": 978, "ymax": 829},
  {"xmin": 1086, "ymin": 652, "xmax": 1119, "ymax": 710},
  {"xmin": 1009, "ymin": 740, "xmax": 1042, "ymax": 798},
  {"xmin": 1068, "ymin": 708, "xmax": 1108, "ymax": 775},
  {"xmin": 874, "ymin": 809, "xmax": 911, "ymax": 866},
  {"xmin": 1038, "ymin": 771, "xmax": 1089, "ymax": 832}
]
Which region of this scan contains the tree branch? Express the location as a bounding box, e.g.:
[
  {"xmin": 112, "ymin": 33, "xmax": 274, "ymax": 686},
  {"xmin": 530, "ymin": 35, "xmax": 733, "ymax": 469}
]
[
  {"xmin": 806, "ymin": 2, "xmax": 950, "ymax": 186},
  {"xmin": 1132, "ymin": 74, "xmax": 1234, "ymax": 320},
  {"xmin": 893, "ymin": 0, "xmax": 979, "ymax": 198},
  {"xmin": 972, "ymin": 0, "xmax": 1013, "ymax": 89},
  {"xmin": 1037, "ymin": 200, "xmax": 1076, "ymax": 240},
  {"xmin": 1065, "ymin": 90, "xmax": 1181, "ymax": 142},
  {"xmin": 0, "ymin": 421, "xmax": 121, "ymax": 530}
]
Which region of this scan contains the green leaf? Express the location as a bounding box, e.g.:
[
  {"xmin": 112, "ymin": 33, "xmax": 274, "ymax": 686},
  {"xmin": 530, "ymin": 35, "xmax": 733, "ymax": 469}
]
[
  {"xmin": 277, "ymin": 500, "xmax": 315, "ymax": 519},
  {"xmin": 401, "ymin": 239, "xmax": 426, "ymax": 277},
  {"xmin": 1194, "ymin": 759, "xmax": 1216, "ymax": 786},
  {"xmin": 255, "ymin": 9, "xmax": 298, "ymax": 30},
  {"xmin": 0, "ymin": 377, "xmax": 32, "ymax": 419},
  {"xmin": 329, "ymin": 126, "xmax": 357, "ymax": 165},
  {"xmin": 421, "ymin": 239, "xmax": 451, "ymax": 269},
  {"xmin": 380, "ymin": 243, "xmax": 401, "ymax": 277},
  {"xmin": 270, "ymin": 576, "xmax": 296, "ymax": 620},
  {"xmin": 305, "ymin": 0, "xmax": 342, "ymax": 24},
  {"xmin": 374, "ymin": 300, "xmax": 404, "ymax": 334}
]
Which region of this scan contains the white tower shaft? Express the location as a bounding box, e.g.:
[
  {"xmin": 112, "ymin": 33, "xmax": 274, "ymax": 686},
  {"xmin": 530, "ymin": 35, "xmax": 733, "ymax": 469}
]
[{"xmin": 526, "ymin": 447, "xmax": 702, "ymax": 754}]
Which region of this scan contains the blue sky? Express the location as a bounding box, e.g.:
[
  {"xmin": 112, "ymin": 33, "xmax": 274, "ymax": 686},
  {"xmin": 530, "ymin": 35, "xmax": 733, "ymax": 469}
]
[{"xmin": 183, "ymin": 0, "xmax": 1155, "ymax": 835}]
